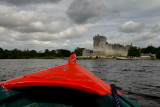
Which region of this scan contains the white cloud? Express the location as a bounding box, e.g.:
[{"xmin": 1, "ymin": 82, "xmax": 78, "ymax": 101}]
[
  {"xmin": 30, "ymin": 21, "xmax": 44, "ymax": 30},
  {"xmin": 65, "ymin": 40, "xmax": 70, "ymax": 43},
  {"xmin": 119, "ymin": 21, "xmax": 145, "ymax": 33},
  {"xmin": 129, "ymin": 32, "xmax": 160, "ymax": 47},
  {"xmin": 4, "ymin": 25, "xmax": 88, "ymax": 42},
  {"xmin": 0, "ymin": 4, "xmax": 89, "ymax": 50},
  {"xmin": 58, "ymin": 26, "xmax": 88, "ymax": 39},
  {"xmin": 107, "ymin": 32, "xmax": 160, "ymax": 47},
  {"xmin": 0, "ymin": 5, "xmax": 73, "ymax": 34},
  {"xmin": 0, "ymin": 5, "xmax": 49, "ymax": 29},
  {"xmin": 0, "ymin": 27, "xmax": 7, "ymax": 33},
  {"xmin": 0, "ymin": 4, "xmax": 89, "ymax": 41},
  {"xmin": 1, "ymin": 0, "xmax": 160, "ymax": 51},
  {"xmin": 74, "ymin": 40, "xmax": 92, "ymax": 49}
]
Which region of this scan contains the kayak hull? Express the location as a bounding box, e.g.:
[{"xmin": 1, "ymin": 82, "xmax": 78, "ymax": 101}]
[{"xmin": 0, "ymin": 86, "xmax": 138, "ymax": 107}]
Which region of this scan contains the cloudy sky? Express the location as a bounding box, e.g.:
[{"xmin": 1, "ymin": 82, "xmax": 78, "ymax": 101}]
[{"xmin": 0, "ymin": 0, "xmax": 160, "ymax": 51}]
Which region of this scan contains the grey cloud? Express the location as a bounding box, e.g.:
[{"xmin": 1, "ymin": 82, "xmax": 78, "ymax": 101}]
[
  {"xmin": 128, "ymin": 32, "xmax": 160, "ymax": 47},
  {"xmin": 119, "ymin": 21, "xmax": 145, "ymax": 33},
  {"xmin": 132, "ymin": 32, "xmax": 158, "ymax": 43},
  {"xmin": 66, "ymin": 0, "xmax": 106, "ymax": 24},
  {"xmin": 0, "ymin": 4, "xmax": 88, "ymax": 46},
  {"xmin": 12, "ymin": 26, "xmax": 88, "ymax": 41},
  {"xmin": 151, "ymin": 22, "xmax": 160, "ymax": 33},
  {"xmin": 0, "ymin": 7, "xmax": 22, "ymax": 28},
  {"xmin": 1, "ymin": 0, "xmax": 60, "ymax": 6},
  {"xmin": 74, "ymin": 40, "xmax": 92, "ymax": 48},
  {"xmin": 0, "ymin": 6, "xmax": 48, "ymax": 29},
  {"xmin": 111, "ymin": 32, "xmax": 159, "ymax": 47},
  {"xmin": 0, "ymin": 6, "xmax": 71, "ymax": 34},
  {"xmin": 16, "ymin": 21, "xmax": 71, "ymax": 34},
  {"xmin": 1, "ymin": 0, "xmax": 160, "ymax": 51}
]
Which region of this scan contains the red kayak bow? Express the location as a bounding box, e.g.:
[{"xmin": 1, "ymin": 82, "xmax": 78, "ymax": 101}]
[{"xmin": 0, "ymin": 54, "xmax": 121, "ymax": 96}]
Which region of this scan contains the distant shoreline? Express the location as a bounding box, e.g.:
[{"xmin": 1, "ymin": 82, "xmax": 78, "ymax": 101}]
[
  {"xmin": 77, "ymin": 56, "xmax": 159, "ymax": 60},
  {"xmin": 0, "ymin": 57, "xmax": 159, "ymax": 60},
  {"xmin": 0, "ymin": 57, "xmax": 70, "ymax": 59}
]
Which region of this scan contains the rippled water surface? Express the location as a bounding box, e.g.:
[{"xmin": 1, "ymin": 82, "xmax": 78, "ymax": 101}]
[{"xmin": 0, "ymin": 59, "xmax": 160, "ymax": 107}]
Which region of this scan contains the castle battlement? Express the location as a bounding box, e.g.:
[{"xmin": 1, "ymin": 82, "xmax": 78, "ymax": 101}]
[{"xmin": 83, "ymin": 34, "xmax": 130, "ymax": 56}]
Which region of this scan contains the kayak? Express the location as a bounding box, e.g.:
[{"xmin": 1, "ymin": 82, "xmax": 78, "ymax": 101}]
[{"xmin": 0, "ymin": 54, "xmax": 139, "ymax": 107}]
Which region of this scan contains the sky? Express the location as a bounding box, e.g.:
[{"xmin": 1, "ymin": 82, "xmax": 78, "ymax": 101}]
[{"xmin": 0, "ymin": 0, "xmax": 160, "ymax": 51}]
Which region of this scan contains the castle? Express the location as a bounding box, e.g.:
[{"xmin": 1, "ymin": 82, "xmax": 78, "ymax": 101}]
[{"xmin": 83, "ymin": 34, "xmax": 130, "ymax": 57}]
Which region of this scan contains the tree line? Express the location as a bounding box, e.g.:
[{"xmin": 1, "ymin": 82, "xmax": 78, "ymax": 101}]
[
  {"xmin": 0, "ymin": 47, "xmax": 84, "ymax": 59},
  {"xmin": 128, "ymin": 45, "xmax": 160, "ymax": 59},
  {"xmin": 1, "ymin": 46, "xmax": 160, "ymax": 59}
]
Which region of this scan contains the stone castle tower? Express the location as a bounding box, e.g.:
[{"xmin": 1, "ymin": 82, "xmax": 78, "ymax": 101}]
[
  {"xmin": 93, "ymin": 35, "xmax": 107, "ymax": 56},
  {"xmin": 93, "ymin": 34, "xmax": 130, "ymax": 56}
]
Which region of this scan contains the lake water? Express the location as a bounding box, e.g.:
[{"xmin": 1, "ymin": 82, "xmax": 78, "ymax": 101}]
[{"xmin": 0, "ymin": 59, "xmax": 160, "ymax": 107}]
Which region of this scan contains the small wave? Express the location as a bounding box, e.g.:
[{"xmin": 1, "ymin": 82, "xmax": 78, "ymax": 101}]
[
  {"xmin": 92, "ymin": 67, "xmax": 98, "ymax": 68},
  {"xmin": 138, "ymin": 83, "xmax": 160, "ymax": 89},
  {"xmin": 127, "ymin": 91, "xmax": 160, "ymax": 99},
  {"xmin": 108, "ymin": 80, "xmax": 119, "ymax": 83},
  {"xmin": 135, "ymin": 69, "xmax": 145, "ymax": 72},
  {"xmin": 2, "ymin": 75, "xmax": 6, "ymax": 77},
  {"xmin": 142, "ymin": 65, "xmax": 157, "ymax": 68},
  {"xmin": 122, "ymin": 69, "xmax": 131, "ymax": 71},
  {"xmin": 91, "ymin": 71, "xmax": 97, "ymax": 73},
  {"xmin": 99, "ymin": 65, "xmax": 108, "ymax": 66}
]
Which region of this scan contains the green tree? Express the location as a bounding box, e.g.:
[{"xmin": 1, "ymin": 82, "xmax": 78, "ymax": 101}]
[
  {"xmin": 22, "ymin": 50, "xmax": 30, "ymax": 58},
  {"xmin": 128, "ymin": 46, "xmax": 140, "ymax": 57},
  {"xmin": 141, "ymin": 45, "xmax": 156, "ymax": 54},
  {"xmin": 74, "ymin": 47, "xmax": 84, "ymax": 56},
  {"xmin": 50, "ymin": 50, "xmax": 56, "ymax": 57},
  {"xmin": 0, "ymin": 47, "xmax": 3, "ymax": 59},
  {"xmin": 44, "ymin": 49, "xmax": 50, "ymax": 56},
  {"xmin": 29, "ymin": 50, "xmax": 37, "ymax": 57},
  {"xmin": 156, "ymin": 49, "xmax": 160, "ymax": 59},
  {"xmin": 3, "ymin": 49, "xmax": 11, "ymax": 59},
  {"xmin": 11, "ymin": 48, "xmax": 23, "ymax": 59},
  {"xmin": 56, "ymin": 49, "xmax": 71, "ymax": 57},
  {"xmin": 38, "ymin": 51, "xmax": 45, "ymax": 57}
]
